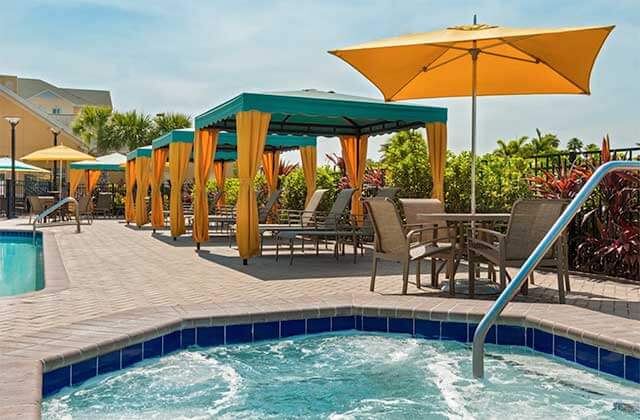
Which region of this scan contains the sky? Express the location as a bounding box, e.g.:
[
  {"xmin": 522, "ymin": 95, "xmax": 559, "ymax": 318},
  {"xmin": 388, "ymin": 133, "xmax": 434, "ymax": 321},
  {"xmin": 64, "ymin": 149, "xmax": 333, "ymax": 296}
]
[{"xmin": 1, "ymin": 0, "xmax": 638, "ymax": 163}]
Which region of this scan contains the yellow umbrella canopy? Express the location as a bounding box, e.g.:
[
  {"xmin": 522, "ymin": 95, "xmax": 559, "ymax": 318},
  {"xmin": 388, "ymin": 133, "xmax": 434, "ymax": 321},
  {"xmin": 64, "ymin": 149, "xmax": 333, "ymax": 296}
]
[
  {"xmin": 330, "ymin": 22, "xmax": 614, "ymax": 213},
  {"xmin": 329, "ymin": 24, "xmax": 614, "ymax": 100},
  {"xmin": 20, "ymin": 144, "xmax": 95, "ymax": 162}
]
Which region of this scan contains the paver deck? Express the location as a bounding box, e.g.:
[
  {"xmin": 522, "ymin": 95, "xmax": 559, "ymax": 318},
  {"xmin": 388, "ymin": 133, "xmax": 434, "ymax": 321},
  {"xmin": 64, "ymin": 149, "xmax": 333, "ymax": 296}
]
[{"xmin": 1, "ymin": 218, "xmax": 639, "ymax": 418}]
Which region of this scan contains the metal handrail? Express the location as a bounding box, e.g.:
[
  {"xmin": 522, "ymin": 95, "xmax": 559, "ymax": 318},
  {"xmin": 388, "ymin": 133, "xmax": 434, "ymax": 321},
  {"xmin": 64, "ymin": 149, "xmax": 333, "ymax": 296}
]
[
  {"xmin": 32, "ymin": 197, "xmax": 81, "ymax": 241},
  {"xmin": 472, "ymin": 160, "xmax": 640, "ymax": 379}
]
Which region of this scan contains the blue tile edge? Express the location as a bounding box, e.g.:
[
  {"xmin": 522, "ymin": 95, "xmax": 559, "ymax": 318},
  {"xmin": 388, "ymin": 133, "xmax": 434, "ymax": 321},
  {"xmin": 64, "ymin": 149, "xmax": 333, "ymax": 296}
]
[{"xmin": 41, "ymin": 317, "xmax": 640, "ymax": 397}]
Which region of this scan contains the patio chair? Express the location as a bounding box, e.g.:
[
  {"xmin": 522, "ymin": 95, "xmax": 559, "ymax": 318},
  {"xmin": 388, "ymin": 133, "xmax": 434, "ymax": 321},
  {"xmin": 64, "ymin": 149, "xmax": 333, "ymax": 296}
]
[
  {"xmin": 365, "ymin": 198, "xmax": 458, "ymax": 295},
  {"xmin": 76, "ymin": 195, "xmax": 94, "ymax": 224},
  {"xmin": 259, "ymin": 189, "xmax": 328, "ymax": 252},
  {"xmin": 258, "ymin": 189, "xmax": 282, "ymax": 224},
  {"xmin": 399, "ymin": 198, "xmax": 457, "ymax": 287},
  {"xmin": 275, "ymin": 188, "xmax": 357, "ymax": 264},
  {"xmin": 467, "ymin": 199, "xmax": 569, "ymax": 302},
  {"xmin": 28, "ymin": 196, "xmax": 45, "ymax": 224},
  {"xmin": 94, "ymin": 192, "xmax": 113, "ymax": 218}
]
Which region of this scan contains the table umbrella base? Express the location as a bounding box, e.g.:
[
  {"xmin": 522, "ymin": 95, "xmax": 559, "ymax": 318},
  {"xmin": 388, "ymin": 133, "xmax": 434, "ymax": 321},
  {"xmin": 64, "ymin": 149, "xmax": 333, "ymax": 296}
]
[{"xmin": 440, "ymin": 278, "xmax": 501, "ymax": 296}]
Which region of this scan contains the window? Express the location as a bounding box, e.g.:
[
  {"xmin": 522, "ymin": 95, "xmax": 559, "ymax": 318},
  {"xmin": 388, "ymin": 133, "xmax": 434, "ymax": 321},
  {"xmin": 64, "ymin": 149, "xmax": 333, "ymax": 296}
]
[{"xmin": 52, "ymin": 107, "xmax": 61, "ymax": 114}]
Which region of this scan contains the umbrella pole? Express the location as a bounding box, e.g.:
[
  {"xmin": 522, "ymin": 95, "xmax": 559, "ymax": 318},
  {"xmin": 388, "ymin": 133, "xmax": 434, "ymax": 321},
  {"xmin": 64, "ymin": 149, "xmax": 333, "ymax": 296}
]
[{"xmin": 470, "ymin": 43, "xmax": 479, "ymax": 216}]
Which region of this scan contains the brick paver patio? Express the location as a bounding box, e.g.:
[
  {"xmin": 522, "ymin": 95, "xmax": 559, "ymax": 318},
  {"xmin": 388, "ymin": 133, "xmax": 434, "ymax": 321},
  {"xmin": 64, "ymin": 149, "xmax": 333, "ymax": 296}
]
[{"xmin": 1, "ymin": 218, "xmax": 638, "ymax": 345}]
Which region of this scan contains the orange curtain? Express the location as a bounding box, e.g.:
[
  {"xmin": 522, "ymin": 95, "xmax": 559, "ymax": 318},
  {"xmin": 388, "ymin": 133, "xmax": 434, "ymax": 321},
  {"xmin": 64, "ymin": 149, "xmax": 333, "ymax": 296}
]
[
  {"xmin": 134, "ymin": 156, "xmax": 152, "ymax": 227},
  {"xmin": 339, "ymin": 135, "xmax": 368, "ymax": 220},
  {"xmin": 426, "ymin": 122, "xmax": 447, "ymax": 203},
  {"xmin": 69, "ymin": 169, "xmax": 84, "ymax": 198},
  {"xmin": 236, "ymin": 110, "xmax": 271, "ymax": 261},
  {"xmin": 192, "ymin": 128, "xmax": 218, "ymax": 245},
  {"xmin": 261, "ymin": 150, "xmax": 280, "ymax": 194},
  {"xmin": 125, "ymin": 160, "xmax": 136, "ymax": 223},
  {"xmin": 87, "ymin": 170, "xmax": 101, "ymax": 194},
  {"xmin": 151, "ymin": 147, "xmax": 168, "ymax": 228},
  {"xmin": 213, "ymin": 161, "xmax": 226, "ymax": 207},
  {"xmin": 299, "ymin": 146, "xmax": 317, "ymax": 206},
  {"xmin": 169, "ymin": 142, "xmax": 192, "ymax": 238}
]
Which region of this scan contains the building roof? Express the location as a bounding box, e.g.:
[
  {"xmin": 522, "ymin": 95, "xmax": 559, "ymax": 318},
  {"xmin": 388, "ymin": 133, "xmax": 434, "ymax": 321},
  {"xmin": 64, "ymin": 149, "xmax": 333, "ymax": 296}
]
[
  {"xmin": 195, "ymin": 89, "xmax": 447, "ymax": 137},
  {"xmin": 16, "ymin": 78, "xmax": 112, "ymax": 108},
  {"xmin": 0, "ymin": 83, "xmax": 86, "ymax": 149}
]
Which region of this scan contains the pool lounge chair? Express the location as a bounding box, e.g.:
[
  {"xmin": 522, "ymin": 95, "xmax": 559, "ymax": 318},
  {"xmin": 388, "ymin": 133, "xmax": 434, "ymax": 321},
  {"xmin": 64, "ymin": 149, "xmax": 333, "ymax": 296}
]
[
  {"xmin": 275, "ymin": 188, "xmax": 357, "ymax": 264},
  {"xmin": 365, "ymin": 197, "xmax": 459, "ymax": 295},
  {"xmin": 258, "ymin": 189, "xmax": 328, "ymax": 252}
]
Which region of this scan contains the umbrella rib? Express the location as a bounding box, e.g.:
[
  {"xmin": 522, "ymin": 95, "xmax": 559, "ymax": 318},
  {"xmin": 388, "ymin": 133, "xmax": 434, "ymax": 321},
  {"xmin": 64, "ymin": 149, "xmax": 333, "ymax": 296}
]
[
  {"xmin": 479, "ymin": 50, "xmax": 539, "ymax": 64},
  {"xmin": 389, "ymin": 49, "xmax": 467, "ymax": 100},
  {"xmin": 500, "ymin": 39, "xmax": 588, "ymax": 93}
]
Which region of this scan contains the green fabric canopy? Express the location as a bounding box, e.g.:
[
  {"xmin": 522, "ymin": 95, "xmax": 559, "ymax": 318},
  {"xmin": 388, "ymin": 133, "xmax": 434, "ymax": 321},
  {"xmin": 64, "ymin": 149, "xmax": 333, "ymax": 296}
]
[
  {"xmin": 126, "ymin": 145, "xmax": 152, "ymax": 161},
  {"xmin": 151, "ymin": 129, "xmax": 316, "ymax": 152},
  {"xmin": 195, "ymin": 89, "xmax": 447, "ymax": 136},
  {"xmin": 70, "ymin": 152, "xmax": 127, "ymax": 171}
]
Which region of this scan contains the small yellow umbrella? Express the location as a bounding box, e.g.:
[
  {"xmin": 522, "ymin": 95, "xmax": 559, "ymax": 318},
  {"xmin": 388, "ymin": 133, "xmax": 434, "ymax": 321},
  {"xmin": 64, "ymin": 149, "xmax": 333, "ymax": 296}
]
[
  {"xmin": 21, "ymin": 145, "xmax": 95, "ymax": 196},
  {"xmin": 330, "ymin": 21, "xmax": 614, "ymax": 212}
]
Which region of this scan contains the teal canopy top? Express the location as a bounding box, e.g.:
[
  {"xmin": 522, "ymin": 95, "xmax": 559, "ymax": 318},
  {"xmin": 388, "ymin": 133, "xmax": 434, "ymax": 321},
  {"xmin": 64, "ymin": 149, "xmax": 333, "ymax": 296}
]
[
  {"xmin": 151, "ymin": 129, "xmax": 316, "ymax": 152},
  {"xmin": 126, "ymin": 145, "xmax": 152, "ymax": 161},
  {"xmin": 71, "ymin": 152, "xmax": 127, "ymax": 171},
  {"xmin": 215, "ymin": 151, "xmax": 236, "ymax": 162},
  {"xmin": 195, "ymin": 89, "xmax": 447, "ymax": 137}
]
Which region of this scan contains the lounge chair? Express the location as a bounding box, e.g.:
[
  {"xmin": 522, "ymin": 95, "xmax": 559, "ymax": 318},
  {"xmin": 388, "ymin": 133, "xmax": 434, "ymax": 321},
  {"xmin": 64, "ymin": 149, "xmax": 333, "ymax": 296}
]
[
  {"xmin": 28, "ymin": 196, "xmax": 45, "ymax": 224},
  {"xmin": 94, "ymin": 192, "xmax": 113, "ymax": 218},
  {"xmin": 258, "ymin": 189, "xmax": 328, "ymax": 252},
  {"xmin": 375, "ymin": 187, "xmax": 400, "ymax": 199},
  {"xmin": 365, "ymin": 197, "xmax": 459, "ymax": 295},
  {"xmin": 275, "ymin": 188, "xmax": 357, "ymax": 264},
  {"xmin": 467, "ymin": 199, "xmax": 569, "ymax": 302}
]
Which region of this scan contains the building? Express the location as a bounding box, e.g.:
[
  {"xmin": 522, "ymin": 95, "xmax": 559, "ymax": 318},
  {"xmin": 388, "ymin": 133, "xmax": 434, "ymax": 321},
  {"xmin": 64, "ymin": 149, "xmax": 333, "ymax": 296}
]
[{"xmin": 0, "ymin": 75, "xmax": 112, "ymax": 128}]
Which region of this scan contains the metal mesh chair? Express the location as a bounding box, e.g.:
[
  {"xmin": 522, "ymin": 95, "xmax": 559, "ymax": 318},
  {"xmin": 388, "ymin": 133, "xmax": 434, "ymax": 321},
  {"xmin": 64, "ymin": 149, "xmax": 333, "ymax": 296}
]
[
  {"xmin": 365, "ymin": 198, "xmax": 459, "ymax": 295},
  {"xmin": 468, "ymin": 199, "xmax": 570, "ymax": 302}
]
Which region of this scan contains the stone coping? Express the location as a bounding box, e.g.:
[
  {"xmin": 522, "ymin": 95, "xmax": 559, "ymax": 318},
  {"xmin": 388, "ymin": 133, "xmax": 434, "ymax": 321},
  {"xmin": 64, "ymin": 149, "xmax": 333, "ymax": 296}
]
[
  {"xmin": 1, "ymin": 294, "xmax": 639, "ymax": 419},
  {"xmin": 0, "ymin": 229, "xmax": 69, "ymax": 300}
]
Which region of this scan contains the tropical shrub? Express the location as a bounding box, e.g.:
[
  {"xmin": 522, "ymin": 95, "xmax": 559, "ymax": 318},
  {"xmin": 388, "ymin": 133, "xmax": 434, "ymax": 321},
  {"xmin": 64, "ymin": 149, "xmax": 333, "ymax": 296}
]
[{"xmin": 380, "ymin": 130, "xmax": 432, "ymax": 198}]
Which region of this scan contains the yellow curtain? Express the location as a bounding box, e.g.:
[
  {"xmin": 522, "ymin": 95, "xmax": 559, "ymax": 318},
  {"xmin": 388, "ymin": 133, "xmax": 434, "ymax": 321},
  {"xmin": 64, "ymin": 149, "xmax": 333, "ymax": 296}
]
[
  {"xmin": 134, "ymin": 156, "xmax": 151, "ymax": 227},
  {"xmin": 299, "ymin": 146, "xmax": 317, "ymax": 206},
  {"xmin": 193, "ymin": 128, "xmax": 218, "ymax": 245},
  {"xmin": 339, "ymin": 135, "xmax": 368, "ymax": 220},
  {"xmin": 426, "ymin": 122, "xmax": 447, "ymax": 203},
  {"xmin": 69, "ymin": 169, "xmax": 84, "ymax": 199},
  {"xmin": 87, "ymin": 170, "xmax": 101, "ymax": 194},
  {"xmin": 236, "ymin": 110, "xmax": 271, "ymax": 261},
  {"xmin": 213, "ymin": 161, "xmax": 226, "ymax": 207},
  {"xmin": 169, "ymin": 142, "xmax": 192, "ymax": 238},
  {"xmin": 151, "ymin": 147, "xmax": 168, "ymax": 228},
  {"xmin": 125, "ymin": 160, "xmax": 136, "ymax": 223},
  {"xmin": 261, "ymin": 150, "xmax": 280, "ymax": 194}
]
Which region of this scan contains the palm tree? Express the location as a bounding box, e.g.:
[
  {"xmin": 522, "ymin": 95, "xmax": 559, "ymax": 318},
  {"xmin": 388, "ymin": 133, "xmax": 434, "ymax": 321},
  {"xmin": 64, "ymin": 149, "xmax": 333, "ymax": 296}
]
[
  {"xmin": 567, "ymin": 138, "xmax": 583, "ymax": 152},
  {"xmin": 107, "ymin": 111, "xmax": 153, "ymax": 151},
  {"xmin": 149, "ymin": 113, "xmax": 191, "ymax": 140},
  {"xmin": 528, "ymin": 129, "xmax": 560, "ymax": 155},
  {"xmin": 495, "ymin": 136, "xmax": 528, "ymax": 157},
  {"xmin": 71, "ymin": 106, "xmax": 113, "ymax": 153}
]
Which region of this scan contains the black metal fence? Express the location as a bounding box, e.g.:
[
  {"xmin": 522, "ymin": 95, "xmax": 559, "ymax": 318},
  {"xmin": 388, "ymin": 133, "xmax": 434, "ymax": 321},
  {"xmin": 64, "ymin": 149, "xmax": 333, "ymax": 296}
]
[{"xmin": 527, "ymin": 147, "xmax": 640, "ymax": 278}]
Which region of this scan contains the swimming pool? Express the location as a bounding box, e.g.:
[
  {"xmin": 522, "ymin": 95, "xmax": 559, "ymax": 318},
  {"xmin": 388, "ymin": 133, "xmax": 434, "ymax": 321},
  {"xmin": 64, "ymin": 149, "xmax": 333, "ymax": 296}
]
[
  {"xmin": 0, "ymin": 231, "xmax": 44, "ymax": 296},
  {"xmin": 42, "ymin": 332, "xmax": 640, "ymax": 419}
]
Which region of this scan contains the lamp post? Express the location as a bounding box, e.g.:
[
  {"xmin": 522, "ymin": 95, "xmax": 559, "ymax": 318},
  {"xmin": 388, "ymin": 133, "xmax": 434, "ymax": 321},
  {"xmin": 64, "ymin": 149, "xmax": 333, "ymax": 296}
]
[
  {"xmin": 5, "ymin": 117, "xmax": 20, "ymax": 219},
  {"xmin": 50, "ymin": 128, "xmax": 61, "ymax": 196}
]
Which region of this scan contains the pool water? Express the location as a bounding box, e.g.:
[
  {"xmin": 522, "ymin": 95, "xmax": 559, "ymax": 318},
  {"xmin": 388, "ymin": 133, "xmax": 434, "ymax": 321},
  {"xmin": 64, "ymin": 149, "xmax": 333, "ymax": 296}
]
[
  {"xmin": 0, "ymin": 232, "xmax": 44, "ymax": 296},
  {"xmin": 42, "ymin": 333, "xmax": 640, "ymax": 419}
]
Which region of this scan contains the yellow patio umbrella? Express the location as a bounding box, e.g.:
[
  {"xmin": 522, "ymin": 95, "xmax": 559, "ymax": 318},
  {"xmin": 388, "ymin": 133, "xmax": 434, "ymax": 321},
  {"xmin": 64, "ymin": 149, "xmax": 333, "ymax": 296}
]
[
  {"xmin": 21, "ymin": 145, "xmax": 95, "ymax": 197},
  {"xmin": 330, "ymin": 21, "xmax": 614, "ymax": 213}
]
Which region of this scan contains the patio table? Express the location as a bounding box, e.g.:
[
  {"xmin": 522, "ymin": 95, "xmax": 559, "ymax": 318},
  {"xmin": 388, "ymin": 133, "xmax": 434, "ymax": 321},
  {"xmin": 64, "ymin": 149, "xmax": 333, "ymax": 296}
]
[{"xmin": 416, "ymin": 213, "xmax": 510, "ymax": 296}]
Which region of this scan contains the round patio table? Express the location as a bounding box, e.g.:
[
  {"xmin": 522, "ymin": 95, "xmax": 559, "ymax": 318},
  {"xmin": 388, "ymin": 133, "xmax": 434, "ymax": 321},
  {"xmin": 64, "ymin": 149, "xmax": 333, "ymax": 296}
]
[{"xmin": 416, "ymin": 213, "xmax": 510, "ymax": 296}]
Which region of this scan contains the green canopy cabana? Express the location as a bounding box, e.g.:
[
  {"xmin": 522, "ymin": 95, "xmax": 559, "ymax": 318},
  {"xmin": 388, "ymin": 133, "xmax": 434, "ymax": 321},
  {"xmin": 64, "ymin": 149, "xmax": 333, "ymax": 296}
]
[
  {"xmin": 194, "ymin": 89, "xmax": 448, "ymax": 263},
  {"xmin": 147, "ymin": 128, "xmax": 315, "ymax": 241}
]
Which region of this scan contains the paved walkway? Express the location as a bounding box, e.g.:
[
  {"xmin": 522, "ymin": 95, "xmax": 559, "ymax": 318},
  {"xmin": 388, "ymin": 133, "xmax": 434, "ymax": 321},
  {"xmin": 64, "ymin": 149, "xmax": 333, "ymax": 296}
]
[{"xmin": 1, "ymin": 218, "xmax": 639, "ymax": 346}]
